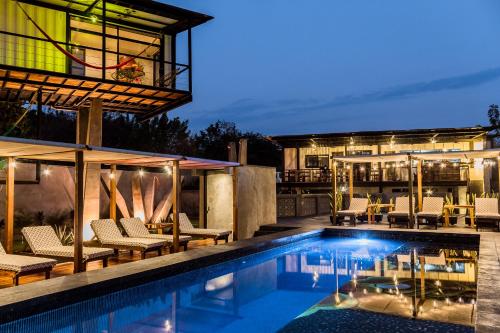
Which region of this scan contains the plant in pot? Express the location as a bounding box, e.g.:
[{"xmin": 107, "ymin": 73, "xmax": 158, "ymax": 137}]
[
  {"xmin": 367, "ymin": 194, "xmax": 383, "ymax": 223},
  {"xmin": 444, "ymin": 194, "xmax": 459, "ymax": 225},
  {"xmin": 328, "ymin": 190, "xmax": 343, "ymax": 225}
]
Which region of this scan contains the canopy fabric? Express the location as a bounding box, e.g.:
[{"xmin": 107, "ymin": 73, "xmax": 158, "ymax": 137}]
[
  {"xmin": 331, "ymin": 149, "xmax": 500, "ymax": 163},
  {"xmin": 0, "ymin": 136, "xmax": 239, "ymax": 170}
]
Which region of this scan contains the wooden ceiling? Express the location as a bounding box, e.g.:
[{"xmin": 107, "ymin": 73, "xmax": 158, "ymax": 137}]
[{"xmin": 0, "ymin": 66, "xmax": 192, "ymax": 120}]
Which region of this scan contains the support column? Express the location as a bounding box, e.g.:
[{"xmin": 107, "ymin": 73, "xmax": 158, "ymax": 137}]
[
  {"xmin": 497, "ymin": 156, "xmax": 500, "ymax": 193},
  {"xmin": 228, "ymin": 142, "xmax": 237, "ymax": 162},
  {"xmin": 76, "ymin": 98, "xmax": 102, "ymax": 240},
  {"xmin": 4, "ymin": 157, "xmax": 15, "ymax": 254},
  {"xmin": 232, "ymin": 167, "xmax": 239, "ymax": 241},
  {"xmin": 198, "ymin": 173, "xmax": 206, "ymax": 228},
  {"xmin": 349, "ymin": 163, "xmax": 354, "ymax": 200},
  {"xmin": 417, "ymin": 160, "xmax": 423, "ymax": 212},
  {"xmin": 331, "ymin": 161, "xmax": 337, "ymax": 220},
  {"xmin": 172, "ymin": 160, "xmax": 181, "ymax": 252},
  {"xmin": 408, "ymin": 155, "xmax": 414, "ymax": 228},
  {"xmin": 109, "ymin": 165, "xmax": 117, "ymax": 222},
  {"xmin": 238, "ymin": 139, "xmax": 248, "ymax": 166},
  {"xmin": 74, "ymin": 151, "xmax": 84, "ymax": 273}
]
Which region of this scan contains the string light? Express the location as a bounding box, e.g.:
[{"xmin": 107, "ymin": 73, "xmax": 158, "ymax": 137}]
[
  {"xmin": 164, "ymin": 165, "xmax": 172, "ymax": 175},
  {"xmin": 42, "ymin": 168, "xmax": 51, "ymax": 176},
  {"xmin": 109, "ymin": 172, "xmax": 115, "ymax": 179},
  {"xmin": 138, "ymin": 169, "xmax": 144, "ymax": 177},
  {"xmin": 440, "ymin": 162, "xmax": 446, "ymax": 169},
  {"xmin": 426, "ymin": 189, "xmax": 433, "ymax": 196}
]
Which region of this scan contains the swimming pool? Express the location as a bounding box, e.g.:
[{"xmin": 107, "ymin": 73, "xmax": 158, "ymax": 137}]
[{"xmin": 0, "ymin": 236, "xmax": 477, "ymax": 333}]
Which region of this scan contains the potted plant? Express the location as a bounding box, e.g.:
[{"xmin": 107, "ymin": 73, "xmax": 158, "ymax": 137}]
[
  {"xmin": 444, "ymin": 194, "xmax": 459, "ymax": 225},
  {"xmin": 328, "ymin": 190, "xmax": 343, "ymax": 225},
  {"xmin": 367, "ymin": 194, "xmax": 383, "ymax": 223}
]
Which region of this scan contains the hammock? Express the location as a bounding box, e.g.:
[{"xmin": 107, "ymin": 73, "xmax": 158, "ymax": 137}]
[{"xmin": 16, "ymin": 1, "xmax": 159, "ymax": 70}]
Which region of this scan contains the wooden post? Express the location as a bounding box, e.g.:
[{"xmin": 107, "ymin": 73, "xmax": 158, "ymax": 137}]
[
  {"xmin": 238, "ymin": 139, "xmax": 248, "ymax": 166},
  {"xmin": 407, "ymin": 155, "xmax": 414, "ymax": 228},
  {"xmin": 172, "ymin": 160, "xmax": 181, "ymax": 252},
  {"xmin": 198, "ymin": 173, "xmax": 206, "ymax": 228},
  {"xmin": 4, "ymin": 157, "xmax": 15, "ymax": 254},
  {"xmin": 332, "ymin": 161, "xmax": 337, "ymax": 222},
  {"xmin": 232, "ymin": 167, "xmax": 239, "ymax": 241},
  {"xmin": 348, "ymin": 163, "xmax": 354, "ymax": 200},
  {"xmin": 417, "ymin": 160, "xmax": 423, "ymax": 212},
  {"xmin": 74, "ymin": 151, "xmax": 84, "ymax": 273},
  {"xmin": 228, "ymin": 142, "xmax": 237, "ymax": 162},
  {"xmin": 109, "ymin": 164, "xmax": 117, "ymax": 222},
  {"xmin": 497, "ymin": 156, "xmax": 500, "ymax": 193}
]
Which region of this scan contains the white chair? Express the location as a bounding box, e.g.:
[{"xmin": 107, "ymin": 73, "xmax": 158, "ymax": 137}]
[
  {"xmin": 120, "ymin": 217, "xmax": 192, "ymax": 251},
  {"xmin": 475, "ymin": 198, "xmax": 500, "ymax": 232},
  {"xmin": 416, "ymin": 197, "xmax": 444, "ymax": 230},
  {"xmin": 169, "ymin": 213, "xmax": 232, "ymax": 244},
  {"xmin": 0, "ymin": 241, "xmax": 56, "ymax": 286},
  {"xmin": 22, "ymin": 226, "xmax": 114, "ymax": 271},
  {"xmin": 388, "ymin": 196, "xmax": 414, "ymax": 228},
  {"xmin": 335, "ymin": 198, "xmax": 369, "ymax": 226},
  {"xmin": 90, "ymin": 219, "xmax": 166, "ymax": 259}
]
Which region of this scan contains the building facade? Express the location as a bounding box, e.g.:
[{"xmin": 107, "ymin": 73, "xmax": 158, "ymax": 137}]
[{"xmin": 271, "ymin": 127, "xmax": 494, "ymax": 217}]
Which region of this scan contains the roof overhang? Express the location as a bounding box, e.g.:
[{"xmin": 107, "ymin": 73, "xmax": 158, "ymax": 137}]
[
  {"xmin": 331, "ymin": 148, "xmax": 500, "ymax": 163},
  {"xmin": 0, "ymin": 136, "xmax": 239, "ymax": 170},
  {"xmin": 19, "ymin": 0, "xmax": 213, "ymax": 34}
]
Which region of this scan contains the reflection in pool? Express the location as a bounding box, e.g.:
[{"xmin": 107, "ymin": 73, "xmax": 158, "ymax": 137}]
[{"xmin": 0, "ymin": 237, "xmax": 477, "ymax": 333}]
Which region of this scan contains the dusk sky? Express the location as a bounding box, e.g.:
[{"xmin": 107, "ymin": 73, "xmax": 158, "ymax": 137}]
[{"xmin": 165, "ymin": 0, "xmax": 500, "ymax": 135}]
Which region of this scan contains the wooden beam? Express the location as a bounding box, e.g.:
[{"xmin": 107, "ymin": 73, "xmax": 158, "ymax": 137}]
[
  {"xmin": 417, "ymin": 160, "xmax": 423, "ymax": 212},
  {"xmin": 109, "ymin": 164, "xmax": 117, "ymax": 222},
  {"xmin": 332, "ymin": 161, "xmax": 337, "ymax": 219},
  {"xmin": 172, "ymin": 160, "xmax": 181, "ymax": 252},
  {"xmin": 238, "ymin": 139, "xmax": 248, "ymax": 165},
  {"xmin": 198, "ymin": 174, "xmax": 206, "ymax": 228},
  {"xmin": 4, "ymin": 157, "xmax": 14, "ymax": 254},
  {"xmin": 74, "ymin": 151, "xmax": 84, "ymax": 273},
  {"xmin": 348, "ymin": 163, "xmax": 353, "ymax": 200},
  {"xmin": 232, "ymin": 167, "xmax": 239, "ymax": 241},
  {"xmin": 408, "ymin": 155, "xmax": 414, "ymax": 228}
]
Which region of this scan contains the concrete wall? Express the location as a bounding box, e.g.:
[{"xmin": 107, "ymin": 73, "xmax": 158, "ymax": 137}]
[
  {"xmin": 207, "ymin": 172, "xmax": 233, "ymax": 240},
  {"xmin": 237, "ymin": 166, "xmax": 276, "ymax": 239}
]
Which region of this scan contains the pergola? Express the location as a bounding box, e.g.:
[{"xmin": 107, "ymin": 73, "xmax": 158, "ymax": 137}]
[
  {"xmin": 0, "ymin": 136, "xmax": 239, "ymax": 272},
  {"xmin": 331, "ymin": 148, "xmax": 500, "ymax": 226}
]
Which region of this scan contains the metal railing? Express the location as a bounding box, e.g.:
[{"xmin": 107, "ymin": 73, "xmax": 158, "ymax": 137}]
[
  {"xmin": 282, "ymin": 165, "xmax": 466, "ymax": 184},
  {"xmin": 0, "ymin": 30, "xmax": 191, "ymax": 91}
]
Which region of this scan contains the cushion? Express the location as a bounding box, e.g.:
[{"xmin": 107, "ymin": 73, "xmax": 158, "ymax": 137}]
[
  {"xmin": 421, "ymin": 197, "xmax": 444, "ymax": 215},
  {"xmin": 22, "ymin": 226, "xmax": 63, "ymax": 253},
  {"xmin": 181, "ymin": 229, "xmax": 231, "ymax": 237},
  {"xmin": 0, "ymin": 254, "xmax": 56, "ymax": 273},
  {"xmin": 34, "ymin": 246, "xmax": 114, "ymax": 260},
  {"xmin": 475, "ymin": 198, "xmax": 499, "ymax": 215}
]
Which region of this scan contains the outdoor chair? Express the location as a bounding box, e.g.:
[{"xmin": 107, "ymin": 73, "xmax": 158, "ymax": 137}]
[
  {"xmin": 90, "ymin": 219, "xmax": 166, "ymax": 259},
  {"xmin": 388, "ymin": 196, "xmax": 414, "ymax": 229},
  {"xmin": 0, "ymin": 241, "xmax": 57, "ymax": 286},
  {"xmin": 335, "ymin": 198, "xmax": 369, "ymax": 226},
  {"xmin": 475, "ymin": 197, "xmax": 500, "ymax": 232},
  {"xmin": 416, "ymin": 197, "xmax": 444, "ymax": 230},
  {"xmin": 21, "ymin": 226, "xmax": 114, "ymax": 271},
  {"xmin": 120, "ymin": 217, "xmax": 192, "ymax": 252},
  {"xmin": 169, "ymin": 213, "xmax": 232, "ymax": 244}
]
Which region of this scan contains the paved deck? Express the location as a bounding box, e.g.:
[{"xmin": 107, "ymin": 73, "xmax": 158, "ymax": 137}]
[{"xmin": 277, "ymin": 215, "xmax": 500, "ymax": 333}]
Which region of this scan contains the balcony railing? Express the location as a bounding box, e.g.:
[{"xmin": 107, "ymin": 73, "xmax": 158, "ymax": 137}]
[
  {"xmin": 282, "ymin": 165, "xmax": 467, "ymax": 184},
  {"xmin": 0, "ymin": 30, "xmax": 191, "ymax": 91}
]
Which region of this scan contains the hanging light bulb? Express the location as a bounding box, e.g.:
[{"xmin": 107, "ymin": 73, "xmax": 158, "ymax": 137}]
[
  {"xmin": 138, "ymin": 169, "xmax": 144, "ymax": 177},
  {"xmin": 43, "ymin": 168, "xmax": 51, "ymax": 176},
  {"xmin": 109, "ymin": 172, "xmax": 115, "ymax": 179},
  {"xmin": 440, "ymin": 162, "xmax": 446, "ymax": 169},
  {"xmin": 363, "ymin": 288, "xmax": 367, "ymax": 295},
  {"xmin": 164, "ymin": 165, "xmax": 172, "ymax": 175}
]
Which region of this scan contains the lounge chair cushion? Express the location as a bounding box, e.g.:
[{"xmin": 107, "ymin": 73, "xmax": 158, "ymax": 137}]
[
  {"xmin": 337, "ymin": 210, "xmax": 366, "ymax": 216},
  {"xmin": 0, "ymin": 242, "xmax": 57, "ymax": 273},
  {"xmin": 416, "ymin": 197, "xmax": 444, "ymax": 218},
  {"xmin": 475, "ymin": 213, "xmax": 500, "ymax": 220},
  {"xmin": 475, "ymin": 198, "xmax": 500, "ymax": 215},
  {"xmin": 0, "ymin": 254, "xmax": 56, "ymax": 273},
  {"xmin": 120, "ymin": 218, "xmax": 192, "ymax": 243},
  {"xmin": 169, "ymin": 213, "xmax": 232, "ymax": 237},
  {"xmin": 33, "ymin": 246, "xmax": 114, "ymax": 260},
  {"xmin": 388, "ymin": 211, "xmax": 410, "ymax": 217},
  {"xmin": 91, "ymin": 219, "xmax": 166, "ymax": 249},
  {"xmin": 348, "ymin": 198, "xmax": 369, "ymax": 212}
]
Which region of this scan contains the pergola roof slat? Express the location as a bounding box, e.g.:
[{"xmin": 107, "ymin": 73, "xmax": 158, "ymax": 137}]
[{"xmin": 0, "ymin": 137, "xmax": 239, "ymax": 170}]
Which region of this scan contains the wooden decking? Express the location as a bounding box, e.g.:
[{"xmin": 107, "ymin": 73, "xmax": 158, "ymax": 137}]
[{"xmin": 0, "ymin": 239, "xmax": 214, "ymax": 289}]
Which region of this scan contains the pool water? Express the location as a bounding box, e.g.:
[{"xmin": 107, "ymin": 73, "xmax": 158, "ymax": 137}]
[{"xmin": 0, "ymin": 237, "xmax": 478, "ymax": 333}]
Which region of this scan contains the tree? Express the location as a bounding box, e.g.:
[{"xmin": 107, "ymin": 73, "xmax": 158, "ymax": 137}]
[{"xmin": 488, "ymin": 104, "xmax": 500, "ymax": 135}]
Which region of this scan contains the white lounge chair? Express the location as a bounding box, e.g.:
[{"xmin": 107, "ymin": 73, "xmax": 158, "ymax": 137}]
[
  {"xmin": 120, "ymin": 217, "xmax": 192, "ymax": 251},
  {"xmin": 416, "ymin": 197, "xmax": 444, "ymax": 230},
  {"xmin": 90, "ymin": 219, "xmax": 166, "ymax": 259},
  {"xmin": 169, "ymin": 213, "xmax": 232, "ymax": 244},
  {"xmin": 388, "ymin": 196, "xmax": 414, "ymax": 229},
  {"xmin": 335, "ymin": 198, "xmax": 369, "ymax": 226},
  {"xmin": 0, "ymin": 242, "xmax": 57, "ymax": 286},
  {"xmin": 475, "ymin": 197, "xmax": 500, "ymax": 232},
  {"xmin": 22, "ymin": 226, "xmax": 114, "ymax": 271}
]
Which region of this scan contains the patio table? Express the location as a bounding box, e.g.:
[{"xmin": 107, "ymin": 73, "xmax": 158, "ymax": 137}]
[
  {"xmin": 443, "ymin": 204, "xmax": 475, "ymax": 227},
  {"xmin": 367, "ymin": 203, "xmax": 394, "ymax": 223},
  {"xmin": 145, "ymin": 222, "xmax": 173, "ymax": 235}
]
